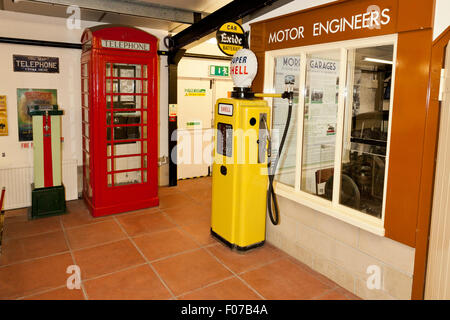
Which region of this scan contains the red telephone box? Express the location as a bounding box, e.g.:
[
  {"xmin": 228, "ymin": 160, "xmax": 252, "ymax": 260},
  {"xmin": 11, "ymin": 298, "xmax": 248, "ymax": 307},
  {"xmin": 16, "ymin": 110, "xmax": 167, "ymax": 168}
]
[{"xmin": 81, "ymin": 25, "xmax": 159, "ymax": 217}]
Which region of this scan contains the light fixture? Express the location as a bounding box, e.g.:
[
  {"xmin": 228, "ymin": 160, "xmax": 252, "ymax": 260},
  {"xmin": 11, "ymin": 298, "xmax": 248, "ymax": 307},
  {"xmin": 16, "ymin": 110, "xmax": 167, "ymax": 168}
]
[{"xmin": 364, "ymin": 57, "xmax": 393, "ymax": 65}]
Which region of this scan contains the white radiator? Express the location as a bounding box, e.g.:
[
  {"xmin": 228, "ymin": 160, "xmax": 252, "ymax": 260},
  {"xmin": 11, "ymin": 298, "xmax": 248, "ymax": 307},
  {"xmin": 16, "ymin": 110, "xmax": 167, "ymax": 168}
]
[{"xmin": 0, "ymin": 159, "xmax": 78, "ymax": 210}]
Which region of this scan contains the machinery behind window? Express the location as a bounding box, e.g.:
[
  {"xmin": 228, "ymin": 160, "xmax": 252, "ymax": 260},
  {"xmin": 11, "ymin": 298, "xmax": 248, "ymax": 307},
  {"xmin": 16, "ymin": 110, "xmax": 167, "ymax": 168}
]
[{"xmin": 322, "ymin": 48, "xmax": 393, "ymax": 219}]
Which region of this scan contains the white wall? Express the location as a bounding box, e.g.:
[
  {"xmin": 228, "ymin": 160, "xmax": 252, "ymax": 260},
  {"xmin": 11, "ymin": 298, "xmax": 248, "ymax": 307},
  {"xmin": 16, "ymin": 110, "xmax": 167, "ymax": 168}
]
[
  {"xmin": 434, "ymin": 0, "xmax": 450, "ymax": 40},
  {"xmin": 0, "ymin": 10, "xmax": 168, "ymax": 203},
  {"xmin": 243, "ymin": 0, "xmax": 338, "ymax": 31}
]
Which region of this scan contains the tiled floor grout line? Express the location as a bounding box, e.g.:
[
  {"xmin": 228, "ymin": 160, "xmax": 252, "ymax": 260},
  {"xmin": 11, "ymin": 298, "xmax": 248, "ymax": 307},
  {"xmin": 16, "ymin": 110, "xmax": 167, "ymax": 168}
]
[
  {"xmin": 202, "ymin": 247, "xmax": 267, "ymax": 300},
  {"xmin": 3, "ymin": 179, "xmax": 357, "ymax": 301},
  {"xmin": 0, "ymin": 250, "xmax": 71, "ymax": 269},
  {"xmin": 78, "ymin": 262, "xmax": 148, "ymax": 283},
  {"xmin": 310, "ymin": 287, "xmax": 344, "ymax": 300},
  {"xmin": 16, "ymin": 284, "xmax": 71, "ymax": 300},
  {"xmin": 174, "ymin": 275, "xmax": 236, "ymax": 299},
  {"xmin": 112, "ymin": 216, "xmax": 177, "ymax": 300},
  {"xmin": 59, "ymin": 217, "xmax": 89, "ymax": 300},
  {"xmin": 158, "ymin": 188, "xmax": 269, "ymax": 300}
]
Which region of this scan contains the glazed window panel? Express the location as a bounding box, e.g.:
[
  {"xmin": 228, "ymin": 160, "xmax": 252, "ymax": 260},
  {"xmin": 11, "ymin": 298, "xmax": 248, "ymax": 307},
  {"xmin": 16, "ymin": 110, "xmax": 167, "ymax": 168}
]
[
  {"xmin": 301, "ymin": 49, "xmax": 341, "ymax": 199},
  {"xmin": 340, "ymin": 45, "xmax": 394, "ymax": 218},
  {"xmin": 271, "ymin": 55, "xmax": 301, "ymax": 187}
]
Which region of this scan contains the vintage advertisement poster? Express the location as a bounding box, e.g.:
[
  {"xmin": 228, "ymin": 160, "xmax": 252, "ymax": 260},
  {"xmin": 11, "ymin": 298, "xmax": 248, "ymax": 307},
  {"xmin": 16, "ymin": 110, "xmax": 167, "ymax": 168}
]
[
  {"xmin": 16, "ymin": 89, "xmax": 57, "ymax": 141},
  {"xmin": 302, "ymin": 57, "xmax": 340, "ymax": 168},
  {"xmin": 272, "ymin": 55, "xmax": 300, "ymax": 186},
  {"xmin": 0, "ymin": 96, "xmax": 7, "ymax": 136}
]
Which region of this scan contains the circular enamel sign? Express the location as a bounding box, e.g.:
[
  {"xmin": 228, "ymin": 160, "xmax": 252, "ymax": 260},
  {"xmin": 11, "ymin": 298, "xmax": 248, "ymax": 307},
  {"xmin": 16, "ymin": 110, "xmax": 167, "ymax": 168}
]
[
  {"xmin": 230, "ymin": 49, "xmax": 258, "ymax": 88},
  {"xmin": 216, "ymin": 22, "xmax": 245, "ymax": 56}
]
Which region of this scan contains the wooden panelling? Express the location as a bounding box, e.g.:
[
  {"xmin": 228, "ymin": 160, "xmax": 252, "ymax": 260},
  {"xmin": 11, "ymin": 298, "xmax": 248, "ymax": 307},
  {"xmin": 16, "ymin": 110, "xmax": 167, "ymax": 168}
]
[
  {"xmin": 412, "ymin": 26, "xmax": 450, "ymax": 300},
  {"xmin": 397, "ymin": 0, "xmax": 436, "ymax": 32},
  {"xmin": 384, "ymin": 30, "xmax": 433, "ymax": 247}
]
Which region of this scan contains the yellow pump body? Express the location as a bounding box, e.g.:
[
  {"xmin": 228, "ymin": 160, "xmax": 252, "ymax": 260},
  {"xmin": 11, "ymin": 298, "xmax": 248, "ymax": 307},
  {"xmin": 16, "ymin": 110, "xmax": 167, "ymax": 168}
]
[{"xmin": 211, "ymin": 97, "xmax": 270, "ymax": 251}]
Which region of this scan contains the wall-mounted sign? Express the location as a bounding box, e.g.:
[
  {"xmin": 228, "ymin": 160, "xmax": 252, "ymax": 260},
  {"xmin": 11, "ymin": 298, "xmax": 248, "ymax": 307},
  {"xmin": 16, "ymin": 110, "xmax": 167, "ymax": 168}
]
[
  {"xmin": 216, "ymin": 22, "xmax": 245, "ymax": 56},
  {"xmin": 252, "ymin": 0, "xmax": 398, "ymax": 52},
  {"xmin": 13, "ymin": 55, "xmax": 59, "ymax": 73},
  {"xmin": 0, "ymin": 96, "xmax": 8, "ymax": 136},
  {"xmin": 16, "ymin": 89, "xmax": 57, "ymax": 141},
  {"xmin": 184, "ymin": 89, "xmax": 207, "ymax": 97},
  {"xmin": 101, "ymin": 40, "xmax": 150, "ymax": 51},
  {"xmin": 186, "ymin": 120, "xmax": 202, "ymax": 129},
  {"xmin": 209, "ymin": 65, "xmax": 230, "ymax": 77}
]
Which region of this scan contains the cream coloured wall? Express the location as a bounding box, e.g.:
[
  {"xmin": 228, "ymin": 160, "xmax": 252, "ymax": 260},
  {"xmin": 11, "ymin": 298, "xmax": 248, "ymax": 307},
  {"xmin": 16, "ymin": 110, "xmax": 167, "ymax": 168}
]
[
  {"xmin": 434, "ymin": 0, "xmax": 450, "ymax": 40},
  {"xmin": 0, "ymin": 10, "xmax": 168, "ymax": 206}
]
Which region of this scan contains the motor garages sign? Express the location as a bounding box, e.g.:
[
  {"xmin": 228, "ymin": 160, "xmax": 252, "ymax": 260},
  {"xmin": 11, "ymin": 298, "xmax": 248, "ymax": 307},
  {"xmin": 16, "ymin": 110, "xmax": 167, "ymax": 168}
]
[
  {"xmin": 216, "ymin": 22, "xmax": 246, "ymax": 56},
  {"xmin": 13, "ymin": 55, "xmax": 59, "ymax": 73}
]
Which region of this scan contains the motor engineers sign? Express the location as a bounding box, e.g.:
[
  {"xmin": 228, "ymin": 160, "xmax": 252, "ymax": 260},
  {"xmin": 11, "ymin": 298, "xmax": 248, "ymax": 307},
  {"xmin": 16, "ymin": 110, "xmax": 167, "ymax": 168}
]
[{"xmin": 13, "ymin": 55, "xmax": 59, "ymax": 73}]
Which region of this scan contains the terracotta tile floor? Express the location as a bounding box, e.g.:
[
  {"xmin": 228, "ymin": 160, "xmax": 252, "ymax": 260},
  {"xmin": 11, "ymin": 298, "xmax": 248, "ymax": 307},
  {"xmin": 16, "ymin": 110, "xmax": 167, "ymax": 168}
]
[{"xmin": 0, "ymin": 177, "xmax": 360, "ymax": 300}]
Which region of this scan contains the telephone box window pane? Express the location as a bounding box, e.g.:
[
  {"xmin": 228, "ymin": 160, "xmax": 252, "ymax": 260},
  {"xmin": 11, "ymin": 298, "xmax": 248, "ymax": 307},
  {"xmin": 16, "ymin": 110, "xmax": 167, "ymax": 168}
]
[
  {"xmin": 143, "ymin": 141, "xmax": 147, "ymax": 154},
  {"xmin": 143, "ymin": 81, "xmax": 148, "ymax": 93},
  {"xmin": 107, "ymin": 174, "xmax": 113, "ymax": 187},
  {"xmin": 82, "ymin": 63, "xmax": 88, "ymax": 77},
  {"xmin": 271, "ymin": 55, "xmax": 300, "ymax": 187},
  {"xmin": 143, "ymin": 126, "xmax": 147, "ymax": 139},
  {"xmin": 106, "ymin": 80, "xmax": 112, "ymax": 93},
  {"xmin": 113, "ymin": 64, "xmax": 141, "ymax": 78},
  {"xmin": 84, "ymin": 95, "xmax": 89, "ymax": 108},
  {"xmin": 112, "ymin": 156, "xmax": 142, "ymax": 171},
  {"xmin": 108, "ymin": 126, "xmax": 141, "ymax": 141},
  {"xmin": 142, "ymin": 111, "xmax": 147, "ymax": 124},
  {"xmin": 106, "ymin": 63, "xmax": 111, "ymax": 77},
  {"xmin": 83, "ymin": 79, "xmax": 89, "ymax": 93},
  {"xmin": 301, "ymin": 50, "xmax": 340, "ymax": 199},
  {"xmin": 112, "ymin": 142, "xmax": 142, "ymax": 157},
  {"xmin": 85, "ymin": 123, "xmax": 90, "ymax": 138},
  {"xmin": 107, "ymin": 111, "xmax": 141, "ymax": 126},
  {"xmin": 119, "ymin": 79, "xmax": 141, "ymax": 94},
  {"xmin": 114, "ymin": 171, "xmax": 142, "ymax": 186},
  {"xmin": 143, "ymin": 65, "xmax": 148, "ymax": 78},
  {"xmin": 143, "ymin": 96, "xmax": 148, "ymax": 109},
  {"xmin": 340, "ymin": 45, "xmax": 394, "ymax": 218},
  {"xmin": 143, "ymin": 170, "xmax": 147, "ymax": 183}
]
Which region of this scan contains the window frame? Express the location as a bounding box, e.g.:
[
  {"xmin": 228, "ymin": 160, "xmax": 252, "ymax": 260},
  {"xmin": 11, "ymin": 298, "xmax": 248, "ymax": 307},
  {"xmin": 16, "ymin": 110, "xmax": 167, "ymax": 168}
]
[{"xmin": 263, "ymin": 34, "xmax": 398, "ymax": 236}]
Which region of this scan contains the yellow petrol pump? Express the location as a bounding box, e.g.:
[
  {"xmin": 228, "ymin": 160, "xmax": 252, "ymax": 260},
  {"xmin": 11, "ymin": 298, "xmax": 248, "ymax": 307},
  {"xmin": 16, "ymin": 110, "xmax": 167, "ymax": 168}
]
[{"xmin": 211, "ymin": 49, "xmax": 293, "ymax": 251}]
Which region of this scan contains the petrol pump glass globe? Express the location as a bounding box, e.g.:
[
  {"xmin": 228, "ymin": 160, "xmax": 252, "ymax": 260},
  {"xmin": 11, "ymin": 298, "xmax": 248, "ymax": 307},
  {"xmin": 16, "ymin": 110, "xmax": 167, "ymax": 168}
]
[{"xmin": 230, "ymin": 49, "xmax": 258, "ymax": 88}]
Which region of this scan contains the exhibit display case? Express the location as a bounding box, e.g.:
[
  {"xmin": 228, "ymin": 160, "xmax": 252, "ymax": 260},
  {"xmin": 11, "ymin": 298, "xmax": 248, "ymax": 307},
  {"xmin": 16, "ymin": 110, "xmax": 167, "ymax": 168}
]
[{"xmin": 81, "ymin": 25, "xmax": 159, "ymax": 217}]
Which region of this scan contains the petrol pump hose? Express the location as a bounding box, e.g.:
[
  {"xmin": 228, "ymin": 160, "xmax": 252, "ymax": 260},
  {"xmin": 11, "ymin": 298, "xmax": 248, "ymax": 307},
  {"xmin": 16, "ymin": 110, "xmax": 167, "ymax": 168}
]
[{"xmin": 255, "ymin": 91, "xmax": 294, "ymax": 225}]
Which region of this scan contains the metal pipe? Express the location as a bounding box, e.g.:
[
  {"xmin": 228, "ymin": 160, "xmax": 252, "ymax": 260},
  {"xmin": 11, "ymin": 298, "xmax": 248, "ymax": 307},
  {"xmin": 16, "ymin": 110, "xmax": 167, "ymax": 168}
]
[{"xmin": 0, "ymin": 37, "xmax": 81, "ymax": 49}]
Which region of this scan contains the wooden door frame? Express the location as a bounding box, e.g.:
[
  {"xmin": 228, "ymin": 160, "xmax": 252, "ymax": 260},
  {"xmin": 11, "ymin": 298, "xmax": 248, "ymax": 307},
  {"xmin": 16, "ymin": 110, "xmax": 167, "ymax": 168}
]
[{"xmin": 412, "ymin": 25, "xmax": 450, "ymax": 300}]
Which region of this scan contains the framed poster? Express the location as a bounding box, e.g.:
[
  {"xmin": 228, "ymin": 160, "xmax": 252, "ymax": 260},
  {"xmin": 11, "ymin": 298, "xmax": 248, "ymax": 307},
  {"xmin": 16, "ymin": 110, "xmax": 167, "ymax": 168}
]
[
  {"xmin": 16, "ymin": 89, "xmax": 57, "ymax": 141},
  {"xmin": 0, "ymin": 96, "xmax": 7, "ymax": 136}
]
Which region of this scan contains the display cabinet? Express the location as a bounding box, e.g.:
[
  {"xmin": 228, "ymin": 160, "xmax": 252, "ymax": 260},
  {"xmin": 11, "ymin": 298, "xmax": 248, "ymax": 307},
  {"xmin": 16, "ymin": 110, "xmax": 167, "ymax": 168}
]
[{"xmin": 81, "ymin": 25, "xmax": 159, "ymax": 217}]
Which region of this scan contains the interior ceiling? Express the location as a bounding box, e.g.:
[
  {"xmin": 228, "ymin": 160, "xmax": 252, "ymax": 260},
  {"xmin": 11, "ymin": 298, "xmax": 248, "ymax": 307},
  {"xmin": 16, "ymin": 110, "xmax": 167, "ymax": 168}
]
[{"xmin": 0, "ymin": 0, "xmax": 234, "ymax": 34}]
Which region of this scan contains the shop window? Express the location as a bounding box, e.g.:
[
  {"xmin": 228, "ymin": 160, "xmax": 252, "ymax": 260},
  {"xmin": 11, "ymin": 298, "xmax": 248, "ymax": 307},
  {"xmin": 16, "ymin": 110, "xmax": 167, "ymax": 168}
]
[
  {"xmin": 267, "ymin": 36, "xmax": 396, "ymax": 233},
  {"xmin": 339, "ymin": 45, "xmax": 394, "ymax": 218},
  {"xmin": 271, "ymin": 55, "xmax": 300, "ymax": 187},
  {"xmin": 301, "ymin": 49, "xmax": 340, "ymax": 196}
]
